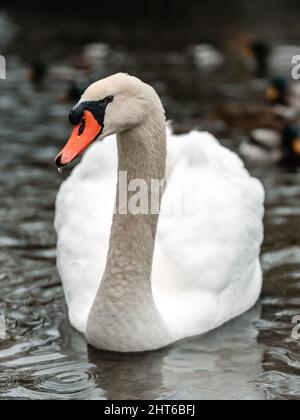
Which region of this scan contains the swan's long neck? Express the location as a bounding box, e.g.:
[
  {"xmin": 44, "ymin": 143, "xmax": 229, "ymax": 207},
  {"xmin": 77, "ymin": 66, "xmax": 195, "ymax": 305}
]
[{"xmin": 86, "ymin": 108, "xmax": 170, "ymax": 352}]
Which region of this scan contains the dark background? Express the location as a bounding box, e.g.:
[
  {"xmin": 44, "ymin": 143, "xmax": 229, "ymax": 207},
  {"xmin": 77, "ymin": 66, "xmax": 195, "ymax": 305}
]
[{"xmin": 2, "ymin": 0, "xmax": 300, "ymax": 55}]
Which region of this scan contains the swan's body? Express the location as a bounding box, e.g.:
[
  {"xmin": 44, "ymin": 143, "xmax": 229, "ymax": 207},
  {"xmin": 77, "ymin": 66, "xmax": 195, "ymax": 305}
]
[{"xmin": 55, "ymin": 74, "xmax": 264, "ymax": 352}]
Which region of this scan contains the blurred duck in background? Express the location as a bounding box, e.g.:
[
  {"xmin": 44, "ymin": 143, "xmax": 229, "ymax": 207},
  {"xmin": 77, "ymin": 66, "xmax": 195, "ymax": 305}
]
[
  {"xmin": 266, "ymin": 76, "xmax": 300, "ymax": 113},
  {"xmin": 59, "ymin": 82, "xmax": 84, "ymax": 104},
  {"xmin": 215, "ymin": 100, "xmax": 275, "ymax": 133},
  {"xmin": 27, "ymin": 43, "xmax": 111, "ymax": 89},
  {"xmin": 241, "ymin": 126, "xmax": 300, "ymax": 166},
  {"xmin": 27, "ymin": 61, "xmax": 85, "ymax": 103},
  {"xmin": 248, "ymin": 40, "xmax": 270, "ymax": 78},
  {"xmin": 214, "ymin": 76, "xmax": 300, "ymax": 134},
  {"xmin": 28, "ymin": 60, "xmax": 48, "ymax": 85},
  {"xmin": 266, "ymin": 76, "xmax": 289, "ymax": 105},
  {"xmin": 241, "ymin": 37, "xmax": 300, "ymax": 78},
  {"xmin": 72, "ymin": 43, "xmax": 110, "ymax": 72},
  {"xmin": 188, "ymin": 43, "xmax": 225, "ymax": 70},
  {"xmin": 239, "ymin": 76, "xmax": 300, "ymax": 167},
  {"xmin": 28, "ymin": 60, "xmax": 85, "ymax": 86}
]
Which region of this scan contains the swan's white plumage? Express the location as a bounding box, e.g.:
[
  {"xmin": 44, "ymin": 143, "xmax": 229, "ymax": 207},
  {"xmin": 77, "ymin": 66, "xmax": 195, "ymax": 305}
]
[{"xmin": 55, "ymin": 128, "xmax": 264, "ymax": 341}]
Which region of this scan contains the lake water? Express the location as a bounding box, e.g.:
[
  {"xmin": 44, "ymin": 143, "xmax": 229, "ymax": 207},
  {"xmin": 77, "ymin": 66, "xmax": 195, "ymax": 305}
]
[{"xmin": 0, "ymin": 3, "xmax": 299, "ymax": 400}]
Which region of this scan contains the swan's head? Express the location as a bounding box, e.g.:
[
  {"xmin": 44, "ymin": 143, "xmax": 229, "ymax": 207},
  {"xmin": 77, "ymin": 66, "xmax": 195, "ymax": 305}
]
[{"xmin": 55, "ymin": 73, "xmax": 164, "ymax": 168}]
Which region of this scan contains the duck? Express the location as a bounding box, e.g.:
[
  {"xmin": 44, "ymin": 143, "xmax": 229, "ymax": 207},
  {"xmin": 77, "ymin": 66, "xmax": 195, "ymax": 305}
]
[
  {"xmin": 54, "ymin": 73, "xmax": 265, "ymax": 353},
  {"xmin": 27, "ymin": 61, "xmax": 84, "ymax": 103},
  {"xmin": 243, "ymin": 38, "xmax": 300, "ymax": 78},
  {"xmin": 58, "ymin": 82, "xmax": 85, "ymax": 104},
  {"xmin": 28, "ymin": 61, "xmax": 48, "ymax": 86},
  {"xmin": 266, "ymin": 76, "xmax": 300, "ymax": 113},
  {"xmin": 81, "ymin": 43, "xmax": 110, "ymax": 66},
  {"xmin": 214, "ymin": 100, "xmax": 276, "ymax": 133},
  {"xmin": 215, "ymin": 77, "xmax": 300, "ymax": 134},
  {"xmin": 240, "ymin": 126, "xmax": 300, "ymax": 166},
  {"xmin": 188, "ymin": 43, "xmax": 225, "ymax": 70},
  {"xmin": 27, "ymin": 60, "xmax": 86, "ymax": 86},
  {"xmin": 71, "ymin": 43, "xmax": 110, "ymax": 72},
  {"xmin": 249, "ymin": 40, "xmax": 270, "ymax": 78}
]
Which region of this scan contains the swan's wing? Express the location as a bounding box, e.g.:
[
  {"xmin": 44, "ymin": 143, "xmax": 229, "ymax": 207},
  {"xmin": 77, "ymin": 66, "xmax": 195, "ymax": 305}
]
[
  {"xmin": 55, "ymin": 137, "xmax": 117, "ymax": 333},
  {"xmin": 153, "ymin": 131, "xmax": 265, "ymax": 338}
]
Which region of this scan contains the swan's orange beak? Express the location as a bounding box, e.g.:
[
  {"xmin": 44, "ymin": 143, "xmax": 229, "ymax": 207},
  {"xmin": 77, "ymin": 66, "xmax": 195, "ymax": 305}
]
[{"xmin": 55, "ymin": 110, "xmax": 102, "ymax": 168}]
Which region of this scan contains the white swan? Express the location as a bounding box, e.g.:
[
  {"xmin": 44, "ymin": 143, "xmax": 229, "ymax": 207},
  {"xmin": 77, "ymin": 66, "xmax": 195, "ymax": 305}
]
[{"xmin": 54, "ymin": 73, "xmax": 265, "ymax": 353}]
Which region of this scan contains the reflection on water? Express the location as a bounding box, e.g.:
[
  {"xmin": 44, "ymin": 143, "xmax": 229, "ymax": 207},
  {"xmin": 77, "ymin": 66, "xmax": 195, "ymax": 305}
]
[{"xmin": 0, "ymin": 5, "xmax": 300, "ymax": 400}]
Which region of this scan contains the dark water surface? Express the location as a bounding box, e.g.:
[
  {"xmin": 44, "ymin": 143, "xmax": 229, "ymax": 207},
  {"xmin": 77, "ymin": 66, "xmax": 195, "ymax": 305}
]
[{"xmin": 0, "ymin": 3, "xmax": 300, "ymax": 400}]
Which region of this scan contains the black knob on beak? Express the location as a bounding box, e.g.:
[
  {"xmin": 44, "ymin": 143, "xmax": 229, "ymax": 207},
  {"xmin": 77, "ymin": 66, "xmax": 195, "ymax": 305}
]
[{"xmin": 69, "ymin": 104, "xmax": 85, "ymax": 126}]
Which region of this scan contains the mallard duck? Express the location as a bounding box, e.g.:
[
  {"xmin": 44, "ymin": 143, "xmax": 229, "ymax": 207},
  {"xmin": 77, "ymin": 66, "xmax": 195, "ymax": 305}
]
[
  {"xmin": 244, "ymin": 39, "xmax": 300, "ymax": 78},
  {"xmin": 188, "ymin": 43, "xmax": 225, "ymax": 70},
  {"xmin": 212, "ymin": 76, "xmax": 300, "ymax": 135},
  {"xmin": 266, "ymin": 76, "xmax": 300, "ymax": 113},
  {"xmin": 249, "ymin": 40, "xmax": 270, "ymax": 78},
  {"xmin": 59, "ymin": 82, "xmax": 85, "ymax": 103},
  {"xmin": 240, "ymin": 126, "xmax": 300, "ymax": 166},
  {"xmin": 72, "ymin": 43, "xmax": 110, "ymax": 72},
  {"xmin": 27, "ymin": 60, "xmax": 85, "ymax": 86}
]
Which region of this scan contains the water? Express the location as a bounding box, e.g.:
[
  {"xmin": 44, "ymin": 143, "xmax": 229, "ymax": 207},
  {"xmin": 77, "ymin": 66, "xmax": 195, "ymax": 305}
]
[{"xmin": 0, "ymin": 3, "xmax": 300, "ymax": 400}]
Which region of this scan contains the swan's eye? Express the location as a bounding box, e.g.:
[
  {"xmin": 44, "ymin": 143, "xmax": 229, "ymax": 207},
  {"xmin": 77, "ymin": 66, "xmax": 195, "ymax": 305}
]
[
  {"xmin": 98, "ymin": 96, "xmax": 113, "ymax": 109},
  {"xmin": 105, "ymin": 96, "xmax": 114, "ymax": 103}
]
